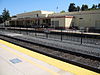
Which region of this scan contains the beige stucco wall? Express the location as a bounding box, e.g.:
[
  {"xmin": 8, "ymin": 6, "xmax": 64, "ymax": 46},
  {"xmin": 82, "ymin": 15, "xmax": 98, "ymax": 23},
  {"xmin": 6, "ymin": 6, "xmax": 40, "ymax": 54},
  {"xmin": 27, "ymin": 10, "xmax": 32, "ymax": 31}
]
[
  {"xmin": 65, "ymin": 18, "xmax": 73, "ymax": 28},
  {"xmin": 17, "ymin": 11, "xmax": 41, "ymax": 18},
  {"xmin": 51, "ymin": 18, "xmax": 65, "ymax": 27},
  {"xmin": 74, "ymin": 14, "xmax": 91, "ymax": 28},
  {"xmin": 13, "ymin": 10, "xmax": 100, "ymax": 29},
  {"xmin": 49, "ymin": 10, "xmax": 100, "ymax": 29},
  {"xmin": 50, "ymin": 13, "xmax": 100, "ymax": 29},
  {"xmin": 73, "ymin": 13, "xmax": 100, "ymax": 29},
  {"xmin": 41, "ymin": 11, "xmax": 54, "ymax": 14},
  {"xmin": 17, "ymin": 11, "xmax": 54, "ymax": 19},
  {"xmin": 51, "ymin": 18, "xmax": 74, "ymax": 28},
  {"xmin": 91, "ymin": 14, "xmax": 100, "ymax": 29}
]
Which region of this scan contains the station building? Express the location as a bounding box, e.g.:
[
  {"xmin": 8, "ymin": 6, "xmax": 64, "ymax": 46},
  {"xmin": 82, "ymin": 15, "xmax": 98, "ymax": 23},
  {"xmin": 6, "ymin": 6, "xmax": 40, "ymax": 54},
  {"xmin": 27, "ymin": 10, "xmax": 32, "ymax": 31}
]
[{"xmin": 9, "ymin": 10, "xmax": 100, "ymax": 30}]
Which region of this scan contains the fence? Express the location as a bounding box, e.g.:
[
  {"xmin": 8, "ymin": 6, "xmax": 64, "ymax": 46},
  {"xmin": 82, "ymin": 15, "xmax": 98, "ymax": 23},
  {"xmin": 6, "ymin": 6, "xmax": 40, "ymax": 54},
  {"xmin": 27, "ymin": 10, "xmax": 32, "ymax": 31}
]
[{"xmin": 0, "ymin": 27, "xmax": 100, "ymax": 46}]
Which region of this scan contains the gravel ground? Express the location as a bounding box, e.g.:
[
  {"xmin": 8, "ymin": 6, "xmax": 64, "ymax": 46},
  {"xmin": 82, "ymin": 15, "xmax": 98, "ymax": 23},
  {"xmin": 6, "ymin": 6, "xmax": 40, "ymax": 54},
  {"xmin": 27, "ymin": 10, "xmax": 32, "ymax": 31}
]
[{"xmin": 14, "ymin": 35, "xmax": 100, "ymax": 57}]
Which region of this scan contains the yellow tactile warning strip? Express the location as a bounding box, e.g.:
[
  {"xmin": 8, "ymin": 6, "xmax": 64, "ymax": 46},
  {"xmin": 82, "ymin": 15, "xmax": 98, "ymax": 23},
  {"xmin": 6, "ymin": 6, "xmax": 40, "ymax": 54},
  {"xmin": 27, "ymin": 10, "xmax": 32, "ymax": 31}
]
[
  {"xmin": 0, "ymin": 40, "xmax": 99, "ymax": 75},
  {"xmin": 0, "ymin": 45, "xmax": 59, "ymax": 75}
]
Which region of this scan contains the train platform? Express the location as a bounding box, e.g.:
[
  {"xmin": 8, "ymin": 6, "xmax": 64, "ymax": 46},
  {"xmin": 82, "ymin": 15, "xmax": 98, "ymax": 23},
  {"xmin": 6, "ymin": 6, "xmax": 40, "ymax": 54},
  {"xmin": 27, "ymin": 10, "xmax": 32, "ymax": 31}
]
[
  {"xmin": 0, "ymin": 39, "xmax": 99, "ymax": 75},
  {"xmin": 0, "ymin": 31, "xmax": 100, "ymax": 58}
]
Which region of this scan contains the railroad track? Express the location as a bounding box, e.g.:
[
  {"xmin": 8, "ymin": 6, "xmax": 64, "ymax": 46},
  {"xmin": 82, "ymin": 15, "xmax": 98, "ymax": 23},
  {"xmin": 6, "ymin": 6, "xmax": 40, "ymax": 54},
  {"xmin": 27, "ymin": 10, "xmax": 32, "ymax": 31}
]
[{"xmin": 0, "ymin": 34, "xmax": 100, "ymax": 73}]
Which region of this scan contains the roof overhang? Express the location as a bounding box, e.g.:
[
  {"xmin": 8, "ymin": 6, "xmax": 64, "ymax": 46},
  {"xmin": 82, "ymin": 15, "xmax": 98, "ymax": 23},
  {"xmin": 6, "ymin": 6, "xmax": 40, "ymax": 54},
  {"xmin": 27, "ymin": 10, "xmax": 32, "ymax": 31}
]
[{"xmin": 48, "ymin": 16, "xmax": 74, "ymax": 18}]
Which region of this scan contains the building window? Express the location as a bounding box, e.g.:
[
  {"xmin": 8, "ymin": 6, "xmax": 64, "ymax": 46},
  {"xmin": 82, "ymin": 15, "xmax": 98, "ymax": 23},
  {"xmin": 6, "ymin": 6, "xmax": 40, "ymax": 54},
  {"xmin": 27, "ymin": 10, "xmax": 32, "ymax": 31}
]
[
  {"xmin": 51, "ymin": 21, "xmax": 59, "ymax": 27},
  {"xmin": 52, "ymin": 21, "xmax": 54, "ymax": 26},
  {"xmin": 71, "ymin": 22, "xmax": 74, "ymax": 27}
]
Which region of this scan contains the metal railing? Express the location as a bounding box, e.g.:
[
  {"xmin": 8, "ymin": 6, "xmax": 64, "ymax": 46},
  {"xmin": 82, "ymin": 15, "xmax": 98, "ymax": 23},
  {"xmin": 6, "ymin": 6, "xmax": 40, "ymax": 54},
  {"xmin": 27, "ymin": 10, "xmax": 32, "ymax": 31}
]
[{"xmin": 0, "ymin": 26, "xmax": 100, "ymax": 47}]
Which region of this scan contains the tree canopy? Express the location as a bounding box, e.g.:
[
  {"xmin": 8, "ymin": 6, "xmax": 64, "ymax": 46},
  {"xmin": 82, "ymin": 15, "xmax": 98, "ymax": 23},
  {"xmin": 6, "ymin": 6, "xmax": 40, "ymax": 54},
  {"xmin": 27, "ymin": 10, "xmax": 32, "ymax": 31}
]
[
  {"xmin": 60, "ymin": 10, "xmax": 65, "ymax": 13},
  {"xmin": 68, "ymin": 3, "xmax": 76, "ymax": 12},
  {"xmin": 68, "ymin": 3, "xmax": 100, "ymax": 12},
  {"xmin": 76, "ymin": 6, "xmax": 80, "ymax": 11},
  {"xmin": 98, "ymin": 3, "xmax": 100, "ymax": 9},
  {"xmin": 91, "ymin": 4, "xmax": 97, "ymax": 9},
  {"xmin": 0, "ymin": 15, "xmax": 3, "ymax": 23},
  {"xmin": 81, "ymin": 4, "xmax": 88, "ymax": 11},
  {"xmin": 2, "ymin": 8, "xmax": 10, "ymax": 22}
]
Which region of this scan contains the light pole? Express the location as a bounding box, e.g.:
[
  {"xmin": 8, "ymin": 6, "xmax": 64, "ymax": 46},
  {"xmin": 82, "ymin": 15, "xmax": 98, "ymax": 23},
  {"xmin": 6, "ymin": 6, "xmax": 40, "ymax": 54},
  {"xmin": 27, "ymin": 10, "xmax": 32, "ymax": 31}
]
[
  {"xmin": 80, "ymin": 29, "xmax": 84, "ymax": 44},
  {"xmin": 61, "ymin": 29, "xmax": 63, "ymax": 41},
  {"xmin": 35, "ymin": 14, "xmax": 39, "ymax": 36}
]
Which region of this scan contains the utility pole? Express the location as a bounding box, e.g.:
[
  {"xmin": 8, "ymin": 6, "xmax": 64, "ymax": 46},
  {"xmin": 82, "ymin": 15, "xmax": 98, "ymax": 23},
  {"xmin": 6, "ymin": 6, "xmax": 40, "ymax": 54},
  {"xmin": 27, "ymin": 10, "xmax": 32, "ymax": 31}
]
[{"xmin": 35, "ymin": 14, "xmax": 39, "ymax": 36}]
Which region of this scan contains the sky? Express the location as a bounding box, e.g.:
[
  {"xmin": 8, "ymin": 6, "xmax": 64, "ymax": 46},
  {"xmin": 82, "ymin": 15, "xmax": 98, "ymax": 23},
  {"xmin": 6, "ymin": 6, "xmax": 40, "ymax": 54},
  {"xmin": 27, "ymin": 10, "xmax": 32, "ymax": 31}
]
[{"xmin": 0, "ymin": 0, "xmax": 100, "ymax": 16}]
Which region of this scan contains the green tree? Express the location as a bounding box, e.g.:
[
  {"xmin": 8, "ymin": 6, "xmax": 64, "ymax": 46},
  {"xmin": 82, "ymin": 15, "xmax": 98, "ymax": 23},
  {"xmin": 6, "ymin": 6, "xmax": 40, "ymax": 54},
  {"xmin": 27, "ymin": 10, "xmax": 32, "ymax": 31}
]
[
  {"xmin": 60, "ymin": 10, "xmax": 65, "ymax": 13},
  {"xmin": 91, "ymin": 4, "xmax": 97, "ymax": 9},
  {"xmin": 81, "ymin": 4, "xmax": 88, "ymax": 11},
  {"xmin": 76, "ymin": 6, "xmax": 80, "ymax": 11},
  {"xmin": 0, "ymin": 15, "xmax": 3, "ymax": 23},
  {"xmin": 68, "ymin": 3, "xmax": 76, "ymax": 12},
  {"xmin": 2, "ymin": 8, "xmax": 10, "ymax": 22},
  {"xmin": 98, "ymin": 3, "xmax": 100, "ymax": 9}
]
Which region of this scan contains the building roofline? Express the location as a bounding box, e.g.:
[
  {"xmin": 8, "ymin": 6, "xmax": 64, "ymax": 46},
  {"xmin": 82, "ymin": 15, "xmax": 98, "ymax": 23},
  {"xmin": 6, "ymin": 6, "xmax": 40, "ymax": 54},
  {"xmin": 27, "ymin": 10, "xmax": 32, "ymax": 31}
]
[
  {"xmin": 16, "ymin": 10, "xmax": 54, "ymax": 15},
  {"xmin": 10, "ymin": 16, "xmax": 74, "ymax": 21}
]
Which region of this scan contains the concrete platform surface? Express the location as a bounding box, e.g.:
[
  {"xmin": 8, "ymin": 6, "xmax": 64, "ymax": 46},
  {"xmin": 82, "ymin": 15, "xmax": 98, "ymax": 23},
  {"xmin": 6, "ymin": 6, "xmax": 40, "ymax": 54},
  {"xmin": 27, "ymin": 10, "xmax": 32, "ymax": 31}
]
[
  {"xmin": 0, "ymin": 40, "xmax": 73, "ymax": 75},
  {"xmin": 0, "ymin": 40, "xmax": 99, "ymax": 75}
]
